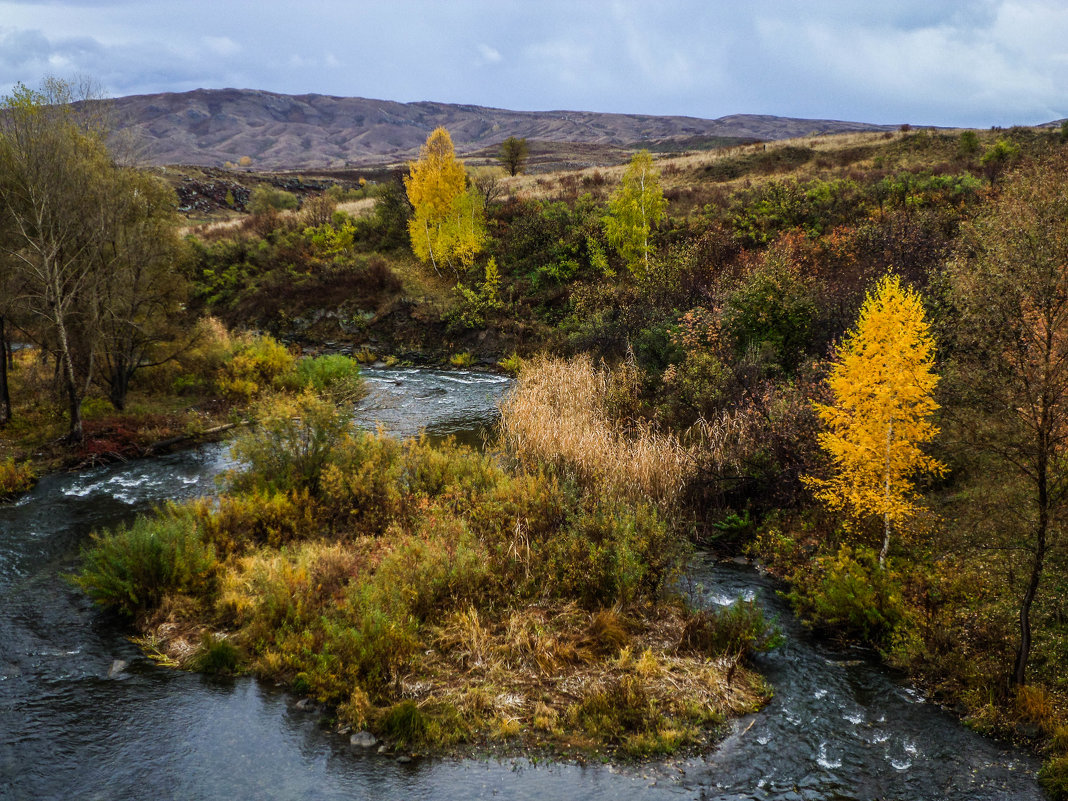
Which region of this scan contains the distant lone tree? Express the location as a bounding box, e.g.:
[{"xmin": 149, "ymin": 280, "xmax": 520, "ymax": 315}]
[
  {"xmin": 805, "ymin": 274, "xmax": 945, "ymax": 566},
  {"xmin": 958, "ymin": 130, "xmax": 980, "ymax": 158},
  {"xmin": 405, "ymin": 127, "xmax": 485, "ymax": 275},
  {"xmin": 498, "ymin": 136, "xmax": 529, "ymax": 176},
  {"xmin": 980, "ymin": 138, "xmax": 1020, "ymax": 188},
  {"xmin": 604, "ymin": 150, "xmax": 666, "ymax": 280}
]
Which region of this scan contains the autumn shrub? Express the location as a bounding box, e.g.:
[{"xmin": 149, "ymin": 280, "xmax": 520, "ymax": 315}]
[
  {"xmin": 569, "ymin": 674, "xmax": 658, "ymax": 745},
  {"xmin": 539, "ymin": 501, "xmax": 682, "ymax": 606},
  {"xmin": 187, "ymin": 488, "xmax": 320, "ymax": 556},
  {"xmin": 74, "ymin": 515, "xmax": 216, "ymax": 617},
  {"xmin": 319, "ymin": 431, "xmax": 405, "ymax": 535},
  {"xmin": 0, "ymin": 457, "xmax": 36, "ymax": 499},
  {"xmin": 229, "ymin": 390, "xmax": 352, "ymax": 495},
  {"xmin": 217, "ymin": 334, "xmax": 296, "ymax": 401}
]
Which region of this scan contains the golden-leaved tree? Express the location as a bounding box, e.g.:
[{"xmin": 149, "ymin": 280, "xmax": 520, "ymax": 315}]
[
  {"xmin": 806, "ymin": 274, "xmax": 944, "ymax": 565},
  {"xmin": 404, "ymin": 127, "xmax": 485, "ymax": 276}
]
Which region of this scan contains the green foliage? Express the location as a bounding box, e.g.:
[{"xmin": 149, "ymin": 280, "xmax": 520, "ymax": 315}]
[
  {"xmin": 1041, "ymin": 755, "xmax": 1068, "ymax": 800},
  {"xmin": 189, "ymin": 633, "xmax": 242, "ymax": 675},
  {"xmin": 230, "ymin": 390, "xmax": 353, "ymax": 495},
  {"xmin": 786, "ymin": 545, "xmax": 909, "ymax": 644},
  {"xmin": 980, "ymin": 138, "xmax": 1021, "ymax": 186},
  {"xmin": 74, "ymin": 515, "xmax": 216, "ymax": 617},
  {"xmin": 722, "ymin": 259, "xmax": 818, "ymax": 372},
  {"xmin": 499, "ymin": 136, "xmax": 530, "ymax": 176},
  {"xmin": 604, "ymin": 150, "xmax": 666, "ymax": 279},
  {"xmin": 678, "ymin": 599, "xmax": 783, "ymax": 660},
  {"xmin": 731, "ymin": 178, "xmax": 863, "ymax": 246},
  {"xmin": 295, "ymin": 354, "xmax": 363, "ymax": 402},
  {"xmin": 448, "ymin": 258, "xmax": 506, "ymax": 330},
  {"xmin": 497, "ymin": 352, "xmax": 523, "ymax": 375},
  {"xmin": 958, "ymin": 130, "xmax": 980, "ymax": 157},
  {"xmin": 248, "ymin": 185, "xmax": 299, "ymax": 215},
  {"xmin": 541, "ymin": 501, "xmax": 682, "ymax": 606}
]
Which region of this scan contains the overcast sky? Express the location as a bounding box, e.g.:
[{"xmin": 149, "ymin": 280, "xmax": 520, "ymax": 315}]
[{"xmin": 0, "ymin": 0, "xmax": 1064, "ymax": 127}]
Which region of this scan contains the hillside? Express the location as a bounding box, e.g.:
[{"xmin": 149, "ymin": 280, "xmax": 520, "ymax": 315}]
[{"xmin": 105, "ymin": 88, "xmax": 899, "ymax": 169}]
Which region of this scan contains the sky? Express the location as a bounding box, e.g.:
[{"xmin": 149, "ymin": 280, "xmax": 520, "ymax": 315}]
[{"xmin": 0, "ymin": 0, "xmax": 1065, "ymax": 128}]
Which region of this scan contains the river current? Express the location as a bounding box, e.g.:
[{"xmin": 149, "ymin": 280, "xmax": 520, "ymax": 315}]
[{"xmin": 0, "ymin": 369, "xmax": 1044, "ymax": 799}]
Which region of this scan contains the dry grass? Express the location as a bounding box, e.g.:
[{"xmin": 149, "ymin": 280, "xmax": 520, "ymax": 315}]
[
  {"xmin": 498, "ymin": 355, "xmax": 694, "ymax": 508},
  {"xmin": 406, "ymin": 602, "xmax": 769, "ymax": 753}
]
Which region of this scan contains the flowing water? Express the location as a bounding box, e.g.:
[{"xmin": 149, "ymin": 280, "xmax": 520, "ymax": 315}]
[{"xmin": 0, "ymin": 369, "xmax": 1045, "ymax": 800}]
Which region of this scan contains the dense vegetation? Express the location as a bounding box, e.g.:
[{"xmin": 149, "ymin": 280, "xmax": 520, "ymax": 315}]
[
  {"xmin": 173, "ymin": 122, "xmax": 1068, "ymax": 787},
  {"xmin": 6, "ymin": 80, "xmax": 1068, "ymax": 785}
]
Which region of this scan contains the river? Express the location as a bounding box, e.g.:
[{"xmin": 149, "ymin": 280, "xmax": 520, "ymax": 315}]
[{"xmin": 0, "ymin": 368, "xmax": 1044, "ymax": 800}]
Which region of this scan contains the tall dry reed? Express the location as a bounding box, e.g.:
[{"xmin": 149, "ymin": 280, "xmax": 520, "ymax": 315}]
[{"xmin": 498, "ymin": 355, "xmax": 693, "ymax": 508}]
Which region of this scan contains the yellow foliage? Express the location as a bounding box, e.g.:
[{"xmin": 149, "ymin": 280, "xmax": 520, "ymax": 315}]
[
  {"xmin": 805, "ymin": 274, "xmax": 944, "ymax": 562},
  {"xmin": 404, "ymin": 127, "xmax": 485, "ymax": 275}
]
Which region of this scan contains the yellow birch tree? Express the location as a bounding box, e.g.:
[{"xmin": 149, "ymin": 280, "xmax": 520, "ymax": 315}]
[
  {"xmin": 805, "ymin": 274, "xmax": 944, "ymax": 565},
  {"xmin": 404, "ymin": 127, "xmax": 485, "ymax": 276}
]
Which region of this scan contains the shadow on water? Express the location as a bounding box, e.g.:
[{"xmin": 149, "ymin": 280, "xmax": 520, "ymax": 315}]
[{"xmin": 0, "ymin": 369, "xmax": 1045, "ymax": 800}]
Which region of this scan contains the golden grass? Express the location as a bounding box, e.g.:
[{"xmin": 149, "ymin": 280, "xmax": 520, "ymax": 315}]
[
  {"xmin": 408, "ymin": 602, "xmax": 769, "ymax": 753},
  {"xmin": 498, "ymin": 354, "xmax": 694, "ymax": 508}
]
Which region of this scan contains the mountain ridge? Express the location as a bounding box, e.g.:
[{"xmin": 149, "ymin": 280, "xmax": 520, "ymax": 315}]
[{"xmin": 107, "ymin": 87, "xmax": 902, "ymax": 170}]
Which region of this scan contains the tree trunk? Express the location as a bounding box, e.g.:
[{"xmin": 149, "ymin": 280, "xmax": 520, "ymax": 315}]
[
  {"xmin": 55, "ymin": 316, "xmax": 83, "ymax": 444},
  {"xmin": 880, "ymin": 417, "xmax": 893, "ymax": 566},
  {"xmin": 108, "ymin": 362, "xmax": 129, "ymax": 412},
  {"xmin": 0, "ymin": 315, "xmax": 10, "ymax": 427},
  {"xmin": 1013, "ymin": 458, "xmax": 1049, "ymax": 686}
]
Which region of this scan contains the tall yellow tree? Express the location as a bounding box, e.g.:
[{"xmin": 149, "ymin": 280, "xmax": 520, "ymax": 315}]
[
  {"xmin": 806, "ymin": 274, "xmax": 945, "ymax": 565},
  {"xmin": 404, "ymin": 127, "xmax": 485, "ymax": 276}
]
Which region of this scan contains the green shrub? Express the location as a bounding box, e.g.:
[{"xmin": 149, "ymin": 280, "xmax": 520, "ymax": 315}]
[
  {"xmin": 74, "ymin": 515, "xmax": 216, "ymax": 617},
  {"xmin": 378, "ymin": 699, "xmax": 470, "ymax": 747},
  {"xmin": 542, "ymin": 501, "xmax": 683, "ymax": 606},
  {"xmin": 248, "ymin": 185, "xmax": 299, "ymax": 214},
  {"xmin": 678, "ymin": 599, "xmax": 782, "ymax": 660},
  {"xmin": 787, "ymin": 544, "xmax": 909, "ymax": 645},
  {"xmin": 295, "ymin": 354, "xmax": 363, "ymax": 402},
  {"xmin": 189, "ymin": 633, "xmax": 242, "ymax": 675},
  {"xmin": 1040, "ymin": 755, "xmax": 1068, "ymax": 800},
  {"xmin": 230, "ymin": 391, "xmax": 352, "ymax": 495}
]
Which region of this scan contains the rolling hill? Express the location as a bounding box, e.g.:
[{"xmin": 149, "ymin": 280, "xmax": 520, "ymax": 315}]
[{"xmin": 106, "ymin": 88, "xmax": 899, "ymax": 170}]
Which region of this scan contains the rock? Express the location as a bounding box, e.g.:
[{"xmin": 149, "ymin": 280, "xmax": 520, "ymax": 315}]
[
  {"xmin": 349, "ymin": 731, "xmax": 378, "ymax": 748},
  {"xmin": 295, "ymin": 698, "xmax": 319, "ymax": 712},
  {"xmin": 396, "ymin": 755, "xmax": 412, "ymax": 764},
  {"xmin": 108, "ymin": 659, "xmax": 128, "ymax": 678},
  {"xmin": 377, "ymin": 745, "xmax": 389, "ymax": 754}
]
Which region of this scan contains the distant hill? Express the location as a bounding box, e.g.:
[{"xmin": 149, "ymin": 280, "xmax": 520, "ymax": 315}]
[{"xmin": 105, "ymin": 88, "xmax": 899, "ymax": 170}]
